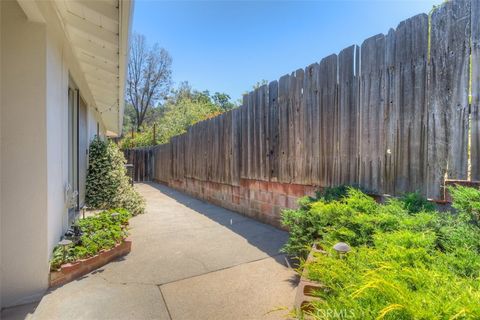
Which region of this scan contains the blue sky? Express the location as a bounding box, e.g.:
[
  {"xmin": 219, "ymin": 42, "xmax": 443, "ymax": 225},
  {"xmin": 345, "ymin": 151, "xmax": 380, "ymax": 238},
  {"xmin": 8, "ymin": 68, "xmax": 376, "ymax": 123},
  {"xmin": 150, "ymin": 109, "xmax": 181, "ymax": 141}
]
[{"xmin": 133, "ymin": 0, "xmax": 440, "ymax": 102}]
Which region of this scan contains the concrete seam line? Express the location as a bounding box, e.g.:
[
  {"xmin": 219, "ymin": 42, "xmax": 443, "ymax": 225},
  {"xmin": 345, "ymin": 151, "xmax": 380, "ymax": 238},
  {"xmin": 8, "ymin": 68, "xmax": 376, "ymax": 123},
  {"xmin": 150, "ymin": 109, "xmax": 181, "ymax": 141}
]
[
  {"xmin": 91, "ymin": 253, "xmax": 284, "ymax": 287},
  {"xmin": 157, "ymin": 253, "xmax": 286, "ymax": 287},
  {"xmin": 157, "ymin": 285, "xmax": 173, "ymax": 320}
]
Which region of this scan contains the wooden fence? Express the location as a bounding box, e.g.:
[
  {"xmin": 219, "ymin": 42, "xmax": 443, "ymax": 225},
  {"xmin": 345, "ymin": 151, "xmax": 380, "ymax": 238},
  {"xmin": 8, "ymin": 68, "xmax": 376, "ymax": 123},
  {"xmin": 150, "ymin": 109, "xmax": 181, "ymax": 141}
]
[
  {"xmin": 126, "ymin": 0, "xmax": 480, "ymax": 200},
  {"xmin": 124, "ymin": 148, "xmax": 155, "ymax": 182}
]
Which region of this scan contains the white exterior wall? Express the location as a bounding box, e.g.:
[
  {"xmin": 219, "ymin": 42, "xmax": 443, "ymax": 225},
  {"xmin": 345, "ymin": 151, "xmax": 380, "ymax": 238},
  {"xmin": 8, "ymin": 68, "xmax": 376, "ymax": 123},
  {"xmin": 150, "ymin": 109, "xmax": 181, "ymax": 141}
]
[
  {"xmin": 45, "ymin": 1, "xmax": 70, "ymax": 264},
  {"xmin": 0, "ymin": 0, "xmax": 108, "ymax": 308},
  {"xmin": 1, "ymin": 0, "xmax": 49, "ymax": 307},
  {"xmin": 87, "ymin": 107, "xmax": 107, "ymax": 140},
  {"xmin": 0, "ymin": 0, "xmax": 3, "ymax": 310}
]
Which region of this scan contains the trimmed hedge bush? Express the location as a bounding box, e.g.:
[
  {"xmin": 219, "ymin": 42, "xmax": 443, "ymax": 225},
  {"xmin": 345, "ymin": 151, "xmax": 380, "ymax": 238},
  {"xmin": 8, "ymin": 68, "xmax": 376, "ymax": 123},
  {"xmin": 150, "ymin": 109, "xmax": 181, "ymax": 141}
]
[{"xmin": 86, "ymin": 137, "xmax": 145, "ymax": 215}]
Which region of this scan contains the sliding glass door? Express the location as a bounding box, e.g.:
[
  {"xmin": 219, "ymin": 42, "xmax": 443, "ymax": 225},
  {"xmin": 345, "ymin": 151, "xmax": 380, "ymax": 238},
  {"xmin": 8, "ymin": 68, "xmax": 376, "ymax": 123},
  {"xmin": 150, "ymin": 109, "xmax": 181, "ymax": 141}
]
[{"xmin": 67, "ymin": 87, "xmax": 79, "ymax": 225}]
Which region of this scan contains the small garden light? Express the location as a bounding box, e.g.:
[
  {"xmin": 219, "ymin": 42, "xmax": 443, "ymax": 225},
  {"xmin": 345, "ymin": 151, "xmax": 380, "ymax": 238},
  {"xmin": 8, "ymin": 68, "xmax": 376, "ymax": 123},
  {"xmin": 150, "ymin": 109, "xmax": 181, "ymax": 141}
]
[
  {"xmin": 111, "ymin": 212, "xmax": 119, "ymax": 221},
  {"xmin": 333, "ymin": 242, "xmax": 351, "ymax": 258},
  {"xmin": 59, "ymin": 239, "xmax": 72, "ymax": 262},
  {"xmin": 81, "ymin": 205, "xmax": 90, "ymax": 219}
]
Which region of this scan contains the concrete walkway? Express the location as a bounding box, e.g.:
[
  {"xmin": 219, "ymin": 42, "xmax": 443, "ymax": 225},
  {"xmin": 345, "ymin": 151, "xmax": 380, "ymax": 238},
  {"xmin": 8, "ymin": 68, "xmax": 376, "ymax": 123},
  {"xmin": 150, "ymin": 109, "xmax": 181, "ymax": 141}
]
[{"xmin": 2, "ymin": 183, "xmax": 297, "ymax": 320}]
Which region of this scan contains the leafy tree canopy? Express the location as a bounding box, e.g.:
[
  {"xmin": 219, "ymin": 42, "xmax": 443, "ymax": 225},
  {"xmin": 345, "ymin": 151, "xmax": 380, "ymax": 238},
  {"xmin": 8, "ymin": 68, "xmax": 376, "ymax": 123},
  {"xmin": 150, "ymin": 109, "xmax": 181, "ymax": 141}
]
[{"xmin": 120, "ymin": 82, "xmax": 238, "ymax": 149}]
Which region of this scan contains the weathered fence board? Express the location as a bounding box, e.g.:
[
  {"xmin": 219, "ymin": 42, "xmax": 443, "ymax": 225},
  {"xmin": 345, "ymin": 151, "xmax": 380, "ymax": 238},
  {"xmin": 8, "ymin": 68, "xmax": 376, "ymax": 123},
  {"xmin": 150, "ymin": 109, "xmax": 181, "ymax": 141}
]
[
  {"xmin": 337, "ymin": 45, "xmax": 359, "ymax": 187},
  {"xmin": 231, "ymin": 108, "xmax": 241, "ymax": 185},
  {"xmin": 383, "ymin": 29, "xmax": 396, "ymax": 195},
  {"xmin": 293, "ymin": 69, "xmax": 305, "ymax": 184},
  {"xmin": 240, "ymin": 98, "xmax": 248, "ymax": 179},
  {"xmin": 124, "ymin": 0, "xmax": 477, "ymax": 201},
  {"xmin": 268, "ymin": 80, "xmax": 279, "ymax": 181},
  {"xmin": 319, "ymin": 55, "xmax": 337, "ymax": 187},
  {"xmin": 305, "ymin": 63, "xmax": 320, "ymax": 185},
  {"xmin": 278, "ymin": 74, "xmax": 290, "ymax": 183},
  {"xmin": 427, "ymin": 0, "xmax": 471, "ymax": 198},
  {"xmin": 393, "ymin": 14, "xmax": 429, "ymax": 194},
  {"xmin": 471, "ymin": 0, "xmax": 480, "ymax": 180},
  {"xmin": 359, "ymin": 34, "xmax": 386, "ymax": 193}
]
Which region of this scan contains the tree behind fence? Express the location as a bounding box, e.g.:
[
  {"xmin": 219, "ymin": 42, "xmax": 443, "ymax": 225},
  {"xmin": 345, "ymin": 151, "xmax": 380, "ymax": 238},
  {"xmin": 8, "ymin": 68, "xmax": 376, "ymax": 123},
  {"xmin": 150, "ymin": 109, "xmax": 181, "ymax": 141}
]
[{"xmin": 127, "ymin": 0, "xmax": 480, "ymax": 200}]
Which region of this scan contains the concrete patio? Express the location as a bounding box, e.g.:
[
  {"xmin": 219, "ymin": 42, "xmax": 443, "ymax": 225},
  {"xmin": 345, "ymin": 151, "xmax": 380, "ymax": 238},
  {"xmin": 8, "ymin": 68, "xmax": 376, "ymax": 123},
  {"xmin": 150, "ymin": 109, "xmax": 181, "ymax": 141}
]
[{"xmin": 1, "ymin": 182, "xmax": 297, "ymax": 320}]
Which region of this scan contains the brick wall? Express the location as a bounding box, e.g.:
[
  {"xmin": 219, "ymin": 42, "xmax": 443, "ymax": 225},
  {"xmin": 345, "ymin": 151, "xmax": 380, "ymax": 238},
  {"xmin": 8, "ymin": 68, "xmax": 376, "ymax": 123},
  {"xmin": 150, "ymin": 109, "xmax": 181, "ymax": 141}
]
[
  {"xmin": 156, "ymin": 177, "xmax": 457, "ymax": 228},
  {"xmin": 157, "ymin": 178, "xmax": 316, "ymax": 229}
]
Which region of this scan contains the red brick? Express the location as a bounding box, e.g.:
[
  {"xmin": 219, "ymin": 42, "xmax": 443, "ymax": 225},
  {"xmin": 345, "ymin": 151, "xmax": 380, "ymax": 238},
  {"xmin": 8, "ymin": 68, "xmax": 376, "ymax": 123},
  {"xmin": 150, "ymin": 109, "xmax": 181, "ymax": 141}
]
[
  {"xmin": 241, "ymin": 187, "xmax": 249, "ymax": 198},
  {"xmin": 231, "ymin": 186, "xmax": 241, "ymax": 196},
  {"xmin": 50, "ymin": 239, "xmax": 132, "ymax": 288},
  {"xmin": 61, "ymin": 262, "xmax": 81, "ymax": 274},
  {"xmin": 223, "ymin": 193, "xmax": 233, "ymax": 203},
  {"xmin": 84, "ymin": 254, "xmax": 104, "ymax": 271},
  {"xmin": 262, "ymin": 215, "xmax": 283, "ymax": 229},
  {"xmin": 251, "ymin": 200, "xmax": 262, "ymax": 211},
  {"xmin": 229, "ymin": 203, "xmax": 239, "ymax": 212},
  {"xmin": 239, "ymin": 178, "xmax": 249, "ymax": 188},
  {"xmin": 287, "ymin": 184, "xmax": 306, "ymax": 197},
  {"xmin": 50, "ymin": 271, "xmax": 63, "ymax": 282},
  {"xmin": 268, "ymin": 181, "xmax": 288, "ymax": 194},
  {"xmin": 232, "ymin": 194, "xmax": 241, "ymax": 205},
  {"xmin": 304, "ymin": 185, "xmax": 316, "ymax": 197},
  {"xmin": 257, "ymin": 190, "xmax": 273, "ymax": 203},
  {"xmin": 248, "ymin": 208, "xmax": 261, "ymax": 220},
  {"xmin": 236, "ymin": 205, "xmax": 248, "ymax": 216},
  {"xmin": 258, "ymin": 180, "xmax": 269, "ymax": 191},
  {"xmin": 240, "ymin": 197, "xmax": 249, "ymax": 208},
  {"xmin": 101, "ymin": 247, "xmax": 117, "ymax": 261},
  {"xmin": 287, "ymin": 196, "xmax": 299, "ymax": 209},
  {"xmin": 223, "ymin": 185, "xmax": 231, "ymax": 194},
  {"xmin": 274, "ymin": 193, "xmax": 287, "ymax": 207},
  {"xmin": 273, "ymin": 205, "xmax": 284, "ymax": 217},
  {"xmin": 260, "ymin": 202, "xmax": 273, "ymax": 215},
  {"xmin": 50, "ymin": 276, "xmax": 68, "ymax": 288}
]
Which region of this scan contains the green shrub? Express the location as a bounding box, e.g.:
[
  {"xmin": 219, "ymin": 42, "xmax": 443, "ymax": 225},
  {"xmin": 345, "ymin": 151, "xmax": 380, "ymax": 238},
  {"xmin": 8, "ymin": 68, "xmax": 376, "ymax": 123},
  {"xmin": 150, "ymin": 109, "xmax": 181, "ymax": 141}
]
[
  {"xmin": 400, "ymin": 191, "xmax": 435, "ymax": 214},
  {"xmin": 315, "ymin": 185, "xmax": 350, "ymax": 203},
  {"xmin": 86, "ymin": 137, "xmax": 145, "ymax": 215},
  {"xmin": 304, "ymin": 245, "xmax": 480, "ymax": 319},
  {"xmin": 283, "ymin": 187, "xmax": 480, "ymax": 319},
  {"xmin": 448, "ymin": 185, "xmax": 480, "ymax": 225},
  {"xmin": 50, "ymin": 209, "xmax": 131, "ymax": 270}
]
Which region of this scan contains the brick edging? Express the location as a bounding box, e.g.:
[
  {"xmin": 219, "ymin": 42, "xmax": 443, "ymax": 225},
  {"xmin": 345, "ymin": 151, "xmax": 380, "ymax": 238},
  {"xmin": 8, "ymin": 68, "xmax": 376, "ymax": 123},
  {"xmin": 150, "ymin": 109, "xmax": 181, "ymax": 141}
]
[
  {"xmin": 294, "ymin": 244, "xmax": 325, "ymax": 315},
  {"xmin": 49, "ymin": 238, "xmax": 132, "ymax": 288}
]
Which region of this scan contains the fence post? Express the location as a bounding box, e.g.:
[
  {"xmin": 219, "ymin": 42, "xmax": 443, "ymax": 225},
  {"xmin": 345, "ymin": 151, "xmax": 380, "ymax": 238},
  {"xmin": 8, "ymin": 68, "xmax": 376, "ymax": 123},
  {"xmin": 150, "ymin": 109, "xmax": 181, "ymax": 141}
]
[{"xmin": 153, "ymin": 123, "xmax": 156, "ymax": 145}]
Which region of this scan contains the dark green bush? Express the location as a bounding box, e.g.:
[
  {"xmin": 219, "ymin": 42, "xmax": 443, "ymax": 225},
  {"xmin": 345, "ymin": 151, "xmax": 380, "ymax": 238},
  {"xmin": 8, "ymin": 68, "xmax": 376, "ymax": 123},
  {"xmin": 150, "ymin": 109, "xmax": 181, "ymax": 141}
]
[
  {"xmin": 283, "ymin": 187, "xmax": 480, "ymax": 319},
  {"xmin": 400, "ymin": 191, "xmax": 435, "ymax": 214},
  {"xmin": 315, "ymin": 185, "xmax": 350, "ymax": 203},
  {"xmin": 448, "ymin": 185, "xmax": 480, "ymax": 225},
  {"xmin": 86, "ymin": 137, "xmax": 145, "ymax": 215},
  {"xmin": 50, "ymin": 209, "xmax": 131, "ymax": 270}
]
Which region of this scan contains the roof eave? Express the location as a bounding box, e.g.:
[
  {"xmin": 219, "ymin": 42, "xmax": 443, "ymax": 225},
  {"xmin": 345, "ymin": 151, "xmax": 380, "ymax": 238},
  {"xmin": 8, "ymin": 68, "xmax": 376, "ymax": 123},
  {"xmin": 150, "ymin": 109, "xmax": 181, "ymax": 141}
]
[{"xmin": 116, "ymin": 0, "xmax": 134, "ymax": 137}]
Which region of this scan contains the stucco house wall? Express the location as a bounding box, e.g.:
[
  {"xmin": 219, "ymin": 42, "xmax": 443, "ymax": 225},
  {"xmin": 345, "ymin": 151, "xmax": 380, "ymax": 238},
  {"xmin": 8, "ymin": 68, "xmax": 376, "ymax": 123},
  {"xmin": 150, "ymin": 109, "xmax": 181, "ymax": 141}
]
[
  {"xmin": 1, "ymin": 0, "xmax": 49, "ymax": 307},
  {"xmin": 0, "ymin": 0, "xmax": 110, "ymax": 308},
  {"xmin": 0, "ymin": 0, "xmax": 3, "ymax": 310}
]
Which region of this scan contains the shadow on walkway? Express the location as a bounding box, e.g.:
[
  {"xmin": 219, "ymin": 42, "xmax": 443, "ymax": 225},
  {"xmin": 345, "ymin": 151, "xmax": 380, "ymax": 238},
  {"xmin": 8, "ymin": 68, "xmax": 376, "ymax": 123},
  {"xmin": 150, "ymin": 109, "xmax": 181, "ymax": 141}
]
[{"xmin": 143, "ymin": 182, "xmax": 298, "ymax": 273}]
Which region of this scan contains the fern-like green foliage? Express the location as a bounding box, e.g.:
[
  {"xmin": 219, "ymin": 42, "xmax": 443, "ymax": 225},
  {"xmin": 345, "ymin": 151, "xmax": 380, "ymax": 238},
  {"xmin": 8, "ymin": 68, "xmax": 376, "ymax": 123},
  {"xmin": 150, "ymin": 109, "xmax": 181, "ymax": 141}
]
[
  {"xmin": 86, "ymin": 137, "xmax": 145, "ymax": 215},
  {"xmin": 400, "ymin": 191, "xmax": 435, "ymax": 214},
  {"xmin": 448, "ymin": 185, "xmax": 480, "ymax": 225},
  {"xmin": 283, "ymin": 186, "xmax": 480, "ymax": 319}
]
